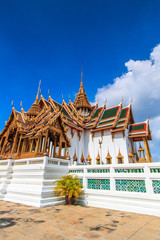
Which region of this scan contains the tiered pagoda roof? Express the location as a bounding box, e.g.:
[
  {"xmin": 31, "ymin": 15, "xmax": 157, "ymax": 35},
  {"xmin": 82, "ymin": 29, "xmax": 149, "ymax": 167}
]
[
  {"xmin": 0, "ymin": 78, "xmax": 152, "ymax": 143},
  {"xmin": 74, "ymin": 71, "xmax": 91, "ymax": 110}
]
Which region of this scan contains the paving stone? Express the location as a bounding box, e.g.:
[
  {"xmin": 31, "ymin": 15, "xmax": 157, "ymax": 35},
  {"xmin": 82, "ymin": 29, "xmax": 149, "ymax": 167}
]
[{"xmin": 0, "ymin": 201, "xmax": 160, "ymax": 240}]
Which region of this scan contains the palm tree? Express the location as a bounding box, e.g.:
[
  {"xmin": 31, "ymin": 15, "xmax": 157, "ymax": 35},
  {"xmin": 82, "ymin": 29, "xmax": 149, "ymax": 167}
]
[{"xmin": 54, "ymin": 175, "xmax": 83, "ymax": 205}]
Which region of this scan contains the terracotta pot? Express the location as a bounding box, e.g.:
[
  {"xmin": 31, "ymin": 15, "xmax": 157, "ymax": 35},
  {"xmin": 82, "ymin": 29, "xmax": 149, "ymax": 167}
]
[{"xmin": 65, "ymin": 196, "xmax": 76, "ymax": 205}]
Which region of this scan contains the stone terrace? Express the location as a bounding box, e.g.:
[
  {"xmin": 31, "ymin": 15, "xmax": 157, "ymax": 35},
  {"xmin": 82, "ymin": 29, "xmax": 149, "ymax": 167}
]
[{"xmin": 0, "ymin": 201, "xmax": 160, "ymax": 240}]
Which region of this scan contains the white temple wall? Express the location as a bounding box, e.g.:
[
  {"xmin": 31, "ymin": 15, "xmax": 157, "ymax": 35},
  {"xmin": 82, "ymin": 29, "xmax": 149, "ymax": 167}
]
[
  {"xmin": 102, "ymin": 130, "xmax": 116, "ymax": 164},
  {"xmin": 83, "ymin": 130, "xmax": 90, "ymax": 159},
  {"xmin": 68, "ymin": 127, "xmax": 131, "ymax": 165},
  {"xmin": 113, "ymin": 131, "xmax": 129, "ymax": 164},
  {"xmin": 78, "ymin": 132, "xmax": 84, "ymax": 163},
  {"xmin": 67, "ymin": 128, "xmax": 78, "ymax": 164},
  {"xmin": 93, "ymin": 131, "xmax": 101, "ymax": 164}
]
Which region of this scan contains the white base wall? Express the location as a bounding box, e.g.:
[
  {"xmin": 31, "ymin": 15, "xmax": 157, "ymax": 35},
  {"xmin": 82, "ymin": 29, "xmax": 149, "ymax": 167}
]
[
  {"xmin": 0, "ymin": 157, "xmax": 69, "ymax": 207},
  {"xmin": 78, "ymin": 190, "xmax": 160, "ymax": 217}
]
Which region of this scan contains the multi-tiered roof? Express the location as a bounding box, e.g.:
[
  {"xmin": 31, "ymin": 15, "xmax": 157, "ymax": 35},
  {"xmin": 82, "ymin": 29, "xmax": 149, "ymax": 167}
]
[{"xmin": 0, "ymin": 75, "xmax": 152, "ymax": 160}]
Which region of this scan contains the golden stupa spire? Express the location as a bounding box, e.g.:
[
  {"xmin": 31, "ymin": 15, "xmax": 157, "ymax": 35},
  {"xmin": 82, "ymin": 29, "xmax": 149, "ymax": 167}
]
[
  {"xmin": 35, "ymin": 80, "xmax": 41, "ymax": 104},
  {"xmin": 80, "ymin": 65, "xmax": 84, "ymax": 93},
  {"xmin": 73, "ymin": 66, "xmax": 91, "ymax": 111},
  {"xmin": 27, "ymin": 80, "xmax": 42, "ymax": 117}
]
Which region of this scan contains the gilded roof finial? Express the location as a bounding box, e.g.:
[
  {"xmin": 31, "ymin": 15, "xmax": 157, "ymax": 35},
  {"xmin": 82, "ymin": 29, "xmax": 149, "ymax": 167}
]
[
  {"xmin": 73, "ymin": 65, "xmax": 91, "ymax": 110},
  {"xmin": 69, "ymin": 94, "xmax": 71, "ymax": 102},
  {"xmin": 104, "ymin": 98, "xmax": 107, "ymax": 108},
  {"xmin": 96, "ymin": 97, "xmax": 99, "ymax": 106},
  {"xmin": 20, "ymin": 101, "xmax": 24, "ymax": 113},
  {"xmin": 80, "ymin": 64, "xmax": 84, "ymax": 93},
  {"xmin": 62, "ymin": 93, "xmax": 64, "ymax": 101},
  {"xmin": 11, "ymin": 100, "xmax": 14, "ymax": 109},
  {"xmin": 48, "ymin": 89, "xmax": 50, "ymax": 97},
  {"xmin": 35, "ymin": 80, "xmax": 41, "ymax": 103}
]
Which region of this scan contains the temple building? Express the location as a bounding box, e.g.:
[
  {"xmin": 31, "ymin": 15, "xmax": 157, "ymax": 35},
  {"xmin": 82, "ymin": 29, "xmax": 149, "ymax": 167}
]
[{"xmin": 0, "ymin": 71, "xmax": 152, "ymax": 164}]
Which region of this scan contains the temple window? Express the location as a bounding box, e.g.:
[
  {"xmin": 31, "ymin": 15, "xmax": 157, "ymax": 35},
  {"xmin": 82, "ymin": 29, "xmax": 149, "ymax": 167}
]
[
  {"xmin": 105, "ymin": 150, "xmax": 112, "ymax": 164},
  {"xmin": 117, "ymin": 149, "xmax": 124, "ymax": 164},
  {"xmin": 86, "ymin": 152, "xmax": 92, "ymax": 165},
  {"xmin": 96, "ymin": 151, "xmax": 100, "ymax": 165},
  {"xmin": 81, "ymin": 152, "xmax": 85, "ymax": 164}
]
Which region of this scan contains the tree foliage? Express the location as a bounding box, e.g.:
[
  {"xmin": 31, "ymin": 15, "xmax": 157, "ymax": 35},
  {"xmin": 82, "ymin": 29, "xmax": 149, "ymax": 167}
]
[{"xmin": 54, "ymin": 175, "xmax": 83, "ymax": 199}]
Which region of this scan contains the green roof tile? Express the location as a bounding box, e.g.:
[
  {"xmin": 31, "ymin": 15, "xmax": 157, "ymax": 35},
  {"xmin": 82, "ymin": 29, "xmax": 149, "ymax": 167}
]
[
  {"xmin": 101, "ymin": 107, "xmax": 118, "ymax": 120},
  {"xmin": 62, "ymin": 107, "xmax": 70, "ymax": 118},
  {"xmin": 117, "ymin": 119, "xmax": 125, "ymax": 124},
  {"xmin": 119, "ymin": 109, "xmax": 127, "ymax": 118},
  {"xmin": 98, "ymin": 119, "xmax": 114, "ymax": 125},
  {"xmin": 129, "ymin": 124, "xmax": 145, "ymax": 131},
  {"xmin": 92, "ymin": 108, "xmax": 102, "ymax": 119}
]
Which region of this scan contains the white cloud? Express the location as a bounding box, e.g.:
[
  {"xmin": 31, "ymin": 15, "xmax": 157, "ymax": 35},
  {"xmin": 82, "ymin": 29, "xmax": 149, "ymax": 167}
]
[
  {"xmin": 150, "ymin": 115, "xmax": 160, "ymax": 141},
  {"xmin": 94, "ymin": 44, "xmax": 160, "ymax": 160},
  {"xmin": 94, "ymin": 44, "xmax": 160, "ymax": 122}
]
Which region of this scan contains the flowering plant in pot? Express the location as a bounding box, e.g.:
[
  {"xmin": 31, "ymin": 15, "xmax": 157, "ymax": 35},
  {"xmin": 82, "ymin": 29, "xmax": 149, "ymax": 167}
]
[{"xmin": 54, "ymin": 175, "xmax": 83, "ymax": 205}]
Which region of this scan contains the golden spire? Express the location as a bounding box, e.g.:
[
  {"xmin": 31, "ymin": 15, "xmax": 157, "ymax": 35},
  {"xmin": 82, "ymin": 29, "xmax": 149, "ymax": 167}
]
[
  {"xmin": 35, "ymin": 80, "xmax": 41, "ymax": 104},
  {"xmin": 74, "ymin": 67, "xmax": 91, "ymax": 111},
  {"xmin": 80, "ymin": 65, "xmax": 84, "ymax": 94},
  {"xmin": 27, "ymin": 80, "xmax": 42, "ymax": 117}
]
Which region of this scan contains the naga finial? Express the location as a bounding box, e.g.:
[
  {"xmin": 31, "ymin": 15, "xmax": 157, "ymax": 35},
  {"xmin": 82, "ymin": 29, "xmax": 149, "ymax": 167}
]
[
  {"xmin": 11, "ymin": 100, "xmax": 14, "ymax": 109},
  {"xmin": 35, "ymin": 80, "xmax": 41, "ymax": 103}
]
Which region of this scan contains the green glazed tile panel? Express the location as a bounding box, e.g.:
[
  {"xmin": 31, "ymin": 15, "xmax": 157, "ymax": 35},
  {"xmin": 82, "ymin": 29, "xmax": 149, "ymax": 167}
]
[
  {"xmin": 150, "ymin": 168, "xmax": 160, "ymax": 173},
  {"xmin": 115, "ymin": 168, "xmax": 144, "ymax": 173},
  {"xmin": 152, "ymin": 180, "xmax": 160, "ymax": 194},
  {"xmin": 79, "ymin": 179, "xmax": 83, "ymax": 185},
  {"xmin": 87, "ymin": 179, "xmax": 110, "ymax": 190},
  {"xmin": 115, "ymin": 179, "xmax": 146, "ymax": 193},
  {"xmin": 69, "ymin": 170, "xmax": 84, "ymax": 173},
  {"xmin": 88, "ymin": 169, "xmax": 110, "ymax": 173}
]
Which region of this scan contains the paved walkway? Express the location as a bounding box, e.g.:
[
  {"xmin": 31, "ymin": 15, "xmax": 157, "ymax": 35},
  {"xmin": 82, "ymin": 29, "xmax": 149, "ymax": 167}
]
[{"xmin": 0, "ymin": 201, "xmax": 160, "ymax": 240}]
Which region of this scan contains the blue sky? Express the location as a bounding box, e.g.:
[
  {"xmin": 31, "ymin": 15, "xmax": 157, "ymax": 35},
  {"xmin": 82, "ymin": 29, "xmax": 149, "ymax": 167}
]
[{"xmin": 0, "ymin": 0, "xmax": 160, "ymax": 160}]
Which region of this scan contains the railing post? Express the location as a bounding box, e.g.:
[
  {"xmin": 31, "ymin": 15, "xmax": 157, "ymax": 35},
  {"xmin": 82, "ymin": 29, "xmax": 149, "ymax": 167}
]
[
  {"xmin": 83, "ymin": 166, "xmax": 87, "ymax": 190},
  {"xmin": 110, "ymin": 166, "xmax": 115, "ymax": 192},
  {"xmin": 8, "ymin": 156, "xmax": 13, "ymax": 169},
  {"xmin": 144, "ymin": 165, "xmax": 153, "ymax": 195},
  {"xmin": 58, "ymin": 159, "xmax": 60, "ymax": 166},
  {"xmin": 43, "ymin": 153, "xmax": 48, "ymax": 167}
]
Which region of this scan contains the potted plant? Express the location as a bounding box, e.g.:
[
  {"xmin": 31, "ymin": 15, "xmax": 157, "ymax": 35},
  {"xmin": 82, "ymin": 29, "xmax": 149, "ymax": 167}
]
[{"xmin": 54, "ymin": 175, "xmax": 83, "ymax": 205}]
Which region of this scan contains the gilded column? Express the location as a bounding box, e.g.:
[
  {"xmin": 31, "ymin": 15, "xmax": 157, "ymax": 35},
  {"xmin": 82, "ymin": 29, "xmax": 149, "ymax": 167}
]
[{"xmin": 11, "ymin": 130, "xmax": 19, "ymax": 154}]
